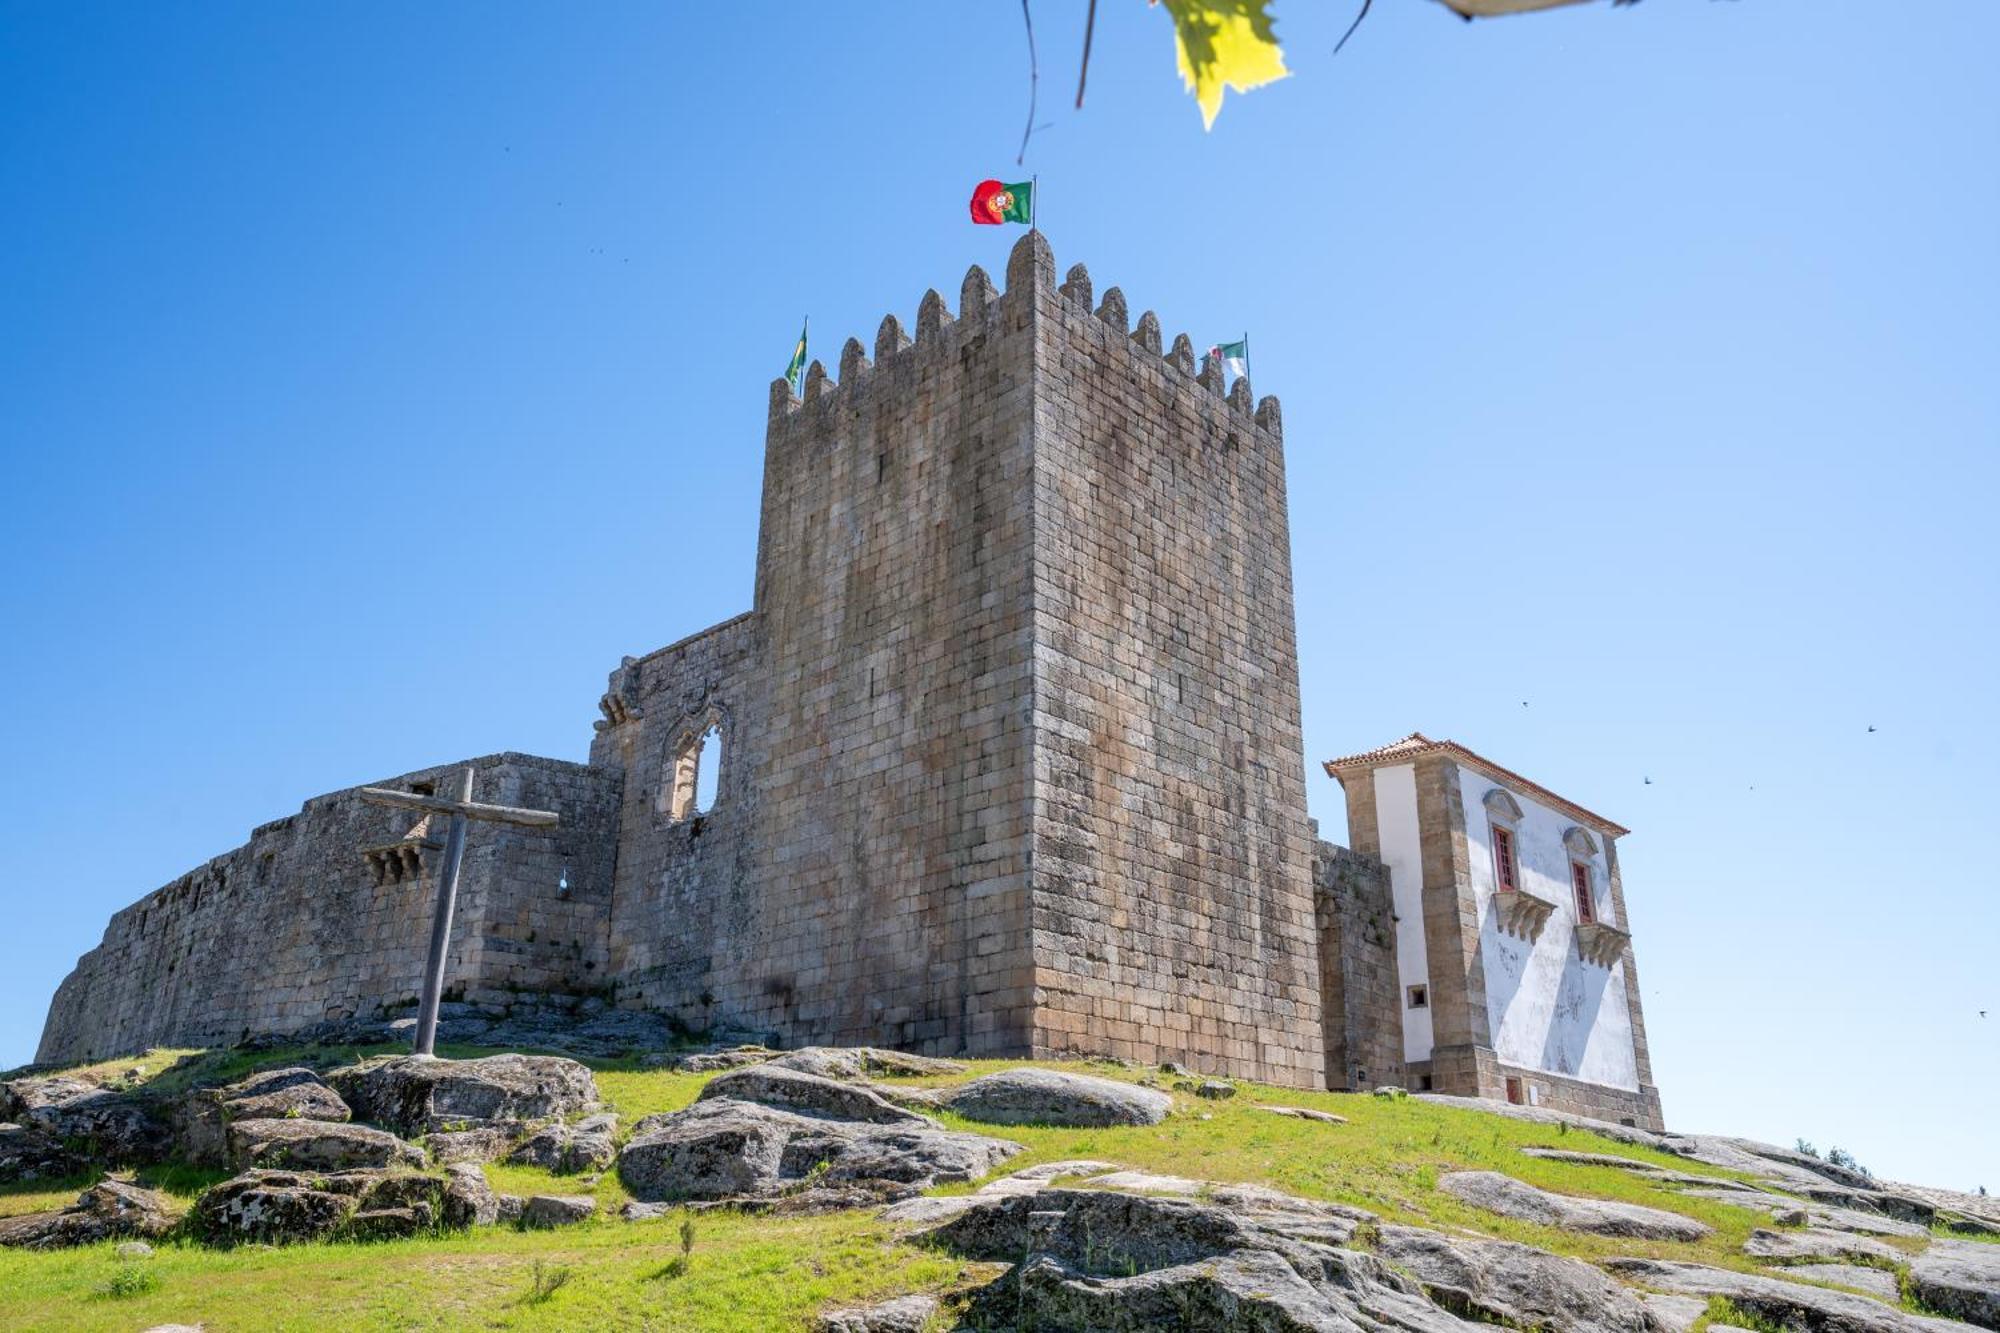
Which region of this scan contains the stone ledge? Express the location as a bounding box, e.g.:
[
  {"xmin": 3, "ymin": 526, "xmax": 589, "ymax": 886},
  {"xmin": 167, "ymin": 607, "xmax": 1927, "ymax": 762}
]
[{"xmin": 1492, "ymin": 888, "xmax": 1559, "ymax": 944}]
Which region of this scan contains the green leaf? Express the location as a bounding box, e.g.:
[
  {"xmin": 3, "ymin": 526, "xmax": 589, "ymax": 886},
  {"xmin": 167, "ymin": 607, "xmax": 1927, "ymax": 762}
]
[{"xmin": 1157, "ymin": 0, "xmax": 1289, "ymax": 130}]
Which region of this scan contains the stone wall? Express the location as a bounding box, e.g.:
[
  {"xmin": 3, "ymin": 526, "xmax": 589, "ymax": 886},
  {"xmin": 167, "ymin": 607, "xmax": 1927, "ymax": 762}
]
[
  {"xmin": 37, "ymin": 754, "xmax": 619, "ymax": 1064},
  {"xmin": 1023, "ymin": 238, "xmax": 1323, "ymax": 1087},
  {"xmin": 1312, "ymin": 842, "xmax": 1404, "ymax": 1091}
]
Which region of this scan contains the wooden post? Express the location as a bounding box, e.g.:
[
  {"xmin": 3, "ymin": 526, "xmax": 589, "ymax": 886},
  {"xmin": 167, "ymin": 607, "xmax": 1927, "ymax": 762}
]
[{"xmin": 359, "ymin": 767, "xmax": 561, "ymax": 1059}]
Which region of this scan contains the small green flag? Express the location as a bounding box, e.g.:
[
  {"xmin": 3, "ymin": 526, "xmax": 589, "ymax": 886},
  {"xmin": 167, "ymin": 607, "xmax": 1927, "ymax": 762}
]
[{"xmin": 786, "ymin": 318, "xmax": 809, "ymax": 393}]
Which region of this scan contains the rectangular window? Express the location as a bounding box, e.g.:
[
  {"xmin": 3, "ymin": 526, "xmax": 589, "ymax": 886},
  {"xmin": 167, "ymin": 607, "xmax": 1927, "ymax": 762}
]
[
  {"xmin": 1406, "ymin": 984, "xmax": 1429, "ymax": 1010},
  {"xmin": 1491, "ymin": 824, "xmax": 1518, "ymax": 894},
  {"xmin": 1505, "ymin": 1076, "xmax": 1525, "ymax": 1106},
  {"xmin": 1571, "ymin": 861, "xmax": 1596, "ymax": 924}
]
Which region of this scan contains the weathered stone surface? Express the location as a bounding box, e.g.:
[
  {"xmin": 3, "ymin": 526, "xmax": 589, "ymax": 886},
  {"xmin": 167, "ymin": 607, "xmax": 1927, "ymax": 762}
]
[
  {"xmin": 1607, "ymin": 1258, "xmax": 1972, "ymax": 1332},
  {"xmin": 666, "ymin": 1047, "xmax": 777, "ymax": 1073},
  {"xmin": 347, "ymin": 1204, "xmax": 435, "ymax": 1240},
  {"xmin": 1193, "ymin": 1079, "xmax": 1237, "ymax": 1099},
  {"xmin": 440, "ymin": 1163, "xmax": 502, "ymax": 1227},
  {"xmin": 1744, "ymin": 1226, "xmax": 1905, "ymax": 1266},
  {"xmin": 878, "ymin": 1195, "xmax": 976, "ymax": 1226},
  {"xmin": 1, "ymin": 1074, "xmax": 167, "ymax": 1164},
  {"xmin": 939, "ymin": 1069, "xmax": 1171, "ymax": 1128},
  {"xmin": 1908, "ymin": 1238, "xmax": 2000, "ymax": 1330},
  {"xmin": 426, "ymin": 1125, "xmax": 526, "ymax": 1165},
  {"xmin": 0, "ymin": 1179, "xmax": 178, "ymax": 1250},
  {"xmin": 221, "ymin": 1068, "xmax": 351, "ymax": 1123},
  {"xmin": 924, "ymin": 1188, "xmax": 1479, "ymax": 1332},
  {"xmin": 1439, "ymin": 1170, "xmax": 1710, "ymax": 1240},
  {"xmin": 227, "ymin": 1117, "xmax": 425, "ymax": 1171},
  {"xmin": 1682, "ymin": 1187, "xmax": 1931, "ymax": 1238},
  {"xmin": 1375, "ymin": 1224, "xmax": 1669, "ymax": 1333},
  {"xmin": 507, "ymin": 1113, "xmax": 617, "ymax": 1174},
  {"xmin": 618, "ymin": 1098, "xmax": 1018, "ymax": 1203},
  {"xmin": 176, "ymin": 1067, "xmax": 353, "ymax": 1166},
  {"xmin": 190, "ymin": 1171, "xmax": 357, "ymax": 1246},
  {"xmin": 330, "ymin": 1053, "xmax": 598, "ymax": 1135},
  {"xmin": 1642, "ymin": 1292, "xmax": 1712, "ymax": 1332},
  {"xmin": 0, "ymin": 1122, "xmax": 90, "ymax": 1183},
  {"xmin": 520, "ymin": 1194, "xmax": 596, "ymax": 1228},
  {"xmin": 697, "ymin": 1066, "xmax": 928, "ymax": 1126},
  {"xmin": 1784, "ymin": 1264, "xmax": 1902, "ymax": 1302},
  {"xmin": 1257, "ymin": 1104, "xmax": 1348, "ymax": 1124},
  {"xmin": 117, "ymin": 1240, "xmax": 155, "ymax": 1258},
  {"xmin": 765, "ymin": 1048, "xmax": 965, "ymax": 1082},
  {"xmin": 814, "ymin": 1293, "xmax": 938, "ymax": 1333}
]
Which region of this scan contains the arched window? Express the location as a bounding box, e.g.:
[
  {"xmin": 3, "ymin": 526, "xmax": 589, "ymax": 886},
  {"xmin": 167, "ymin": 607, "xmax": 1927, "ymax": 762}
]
[{"xmin": 660, "ymin": 718, "xmax": 725, "ymax": 821}]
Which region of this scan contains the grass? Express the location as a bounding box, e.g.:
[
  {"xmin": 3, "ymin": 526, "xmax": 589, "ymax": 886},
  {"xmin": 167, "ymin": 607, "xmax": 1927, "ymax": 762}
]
[{"xmin": 0, "ymin": 1046, "xmax": 1927, "ymax": 1331}]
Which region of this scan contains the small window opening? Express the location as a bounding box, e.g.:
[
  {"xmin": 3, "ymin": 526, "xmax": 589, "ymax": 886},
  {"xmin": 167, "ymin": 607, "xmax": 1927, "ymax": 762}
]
[
  {"xmin": 1406, "ymin": 984, "xmax": 1429, "ymax": 1011},
  {"xmin": 409, "ymin": 781, "xmax": 435, "ymax": 797},
  {"xmin": 1417, "ymin": 1073, "xmax": 1434, "ymax": 1092},
  {"xmin": 1491, "ymin": 823, "xmax": 1519, "ymax": 894},
  {"xmin": 1505, "ymin": 1077, "xmax": 1525, "ymax": 1106},
  {"xmin": 662, "ymin": 723, "xmax": 724, "ymax": 821},
  {"xmin": 1570, "ymin": 861, "xmax": 1596, "ymax": 924}
]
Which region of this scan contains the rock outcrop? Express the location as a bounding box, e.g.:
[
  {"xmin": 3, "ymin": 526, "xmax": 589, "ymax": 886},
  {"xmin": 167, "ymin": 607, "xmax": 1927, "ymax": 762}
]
[
  {"xmin": 507, "ymin": 1113, "xmax": 617, "ymax": 1174},
  {"xmin": 177, "ymin": 1068, "xmax": 350, "ymax": 1165},
  {"xmin": 0, "ymin": 1072, "xmax": 167, "ymax": 1165},
  {"xmin": 1607, "ymin": 1258, "xmax": 1974, "ymax": 1333},
  {"xmin": 1439, "ymin": 1170, "xmax": 1712, "ymax": 1241},
  {"xmin": 0, "ymin": 1122, "xmax": 90, "ymax": 1184},
  {"xmin": 619, "ymin": 1087, "xmax": 1018, "ymax": 1205},
  {"xmin": 938, "ymin": 1069, "xmax": 1172, "ymax": 1127},
  {"xmin": 1908, "ymin": 1239, "xmax": 2000, "ymax": 1330},
  {"xmin": 0, "ymin": 1179, "xmax": 179, "ymax": 1250},
  {"xmin": 226, "ymin": 1117, "xmax": 427, "ymax": 1171},
  {"xmin": 329, "ymin": 1054, "xmax": 597, "ymax": 1136}
]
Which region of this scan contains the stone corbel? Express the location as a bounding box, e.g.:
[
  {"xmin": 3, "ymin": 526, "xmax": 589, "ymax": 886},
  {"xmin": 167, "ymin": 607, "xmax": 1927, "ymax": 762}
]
[
  {"xmin": 1493, "ymin": 887, "xmax": 1559, "ymax": 944},
  {"xmin": 1574, "ymin": 920, "xmax": 1630, "ymax": 969}
]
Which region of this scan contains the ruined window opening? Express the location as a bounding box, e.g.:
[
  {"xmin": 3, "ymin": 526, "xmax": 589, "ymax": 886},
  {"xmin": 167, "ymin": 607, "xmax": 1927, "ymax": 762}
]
[
  {"xmin": 665, "ymin": 724, "xmax": 724, "ymax": 821},
  {"xmin": 1505, "ymin": 1077, "xmax": 1525, "ymax": 1106},
  {"xmin": 1490, "ymin": 822, "xmax": 1520, "ymax": 894},
  {"xmin": 1570, "ymin": 860, "xmax": 1596, "ymax": 924},
  {"xmin": 1406, "ymin": 984, "xmax": 1428, "ymax": 1010},
  {"xmin": 409, "ymin": 781, "xmax": 435, "ymax": 797}
]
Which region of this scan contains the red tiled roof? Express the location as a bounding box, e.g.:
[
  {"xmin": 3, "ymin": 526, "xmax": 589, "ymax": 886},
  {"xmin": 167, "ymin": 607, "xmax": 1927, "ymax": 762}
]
[{"xmin": 1322, "ymin": 732, "xmax": 1630, "ymax": 837}]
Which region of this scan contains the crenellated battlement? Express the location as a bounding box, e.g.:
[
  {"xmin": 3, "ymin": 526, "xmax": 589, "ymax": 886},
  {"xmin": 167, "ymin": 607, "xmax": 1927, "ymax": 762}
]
[{"xmin": 766, "ymin": 233, "xmax": 1283, "ymax": 440}]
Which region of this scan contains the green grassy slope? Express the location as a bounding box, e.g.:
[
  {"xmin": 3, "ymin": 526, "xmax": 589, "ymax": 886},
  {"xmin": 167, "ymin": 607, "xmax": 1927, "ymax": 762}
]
[{"xmin": 0, "ymin": 1047, "xmax": 1945, "ymax": 1332}]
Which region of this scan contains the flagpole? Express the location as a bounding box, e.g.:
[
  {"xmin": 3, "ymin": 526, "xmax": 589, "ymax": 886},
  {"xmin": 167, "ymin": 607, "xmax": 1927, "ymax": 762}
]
[
  {"xmin": 1244, "ymin": 331, "xmax": 1251, "ymax": 379},
  {"xmin": 1031, "ymin": 174, "xmax": 1039, "ymax": 231}
]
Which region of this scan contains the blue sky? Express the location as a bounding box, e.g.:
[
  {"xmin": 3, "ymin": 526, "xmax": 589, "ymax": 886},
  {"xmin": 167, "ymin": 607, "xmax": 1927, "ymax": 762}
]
[{"xmin": 2, "ymin": 2, "xmax": 1994, "ymax": 1187}]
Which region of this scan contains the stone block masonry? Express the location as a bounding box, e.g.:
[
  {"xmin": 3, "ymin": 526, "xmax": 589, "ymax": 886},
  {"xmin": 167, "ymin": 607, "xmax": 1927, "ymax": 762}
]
[{"xmin": 38, "ymin": 754, "xmax": 620, "ymax": 1064}]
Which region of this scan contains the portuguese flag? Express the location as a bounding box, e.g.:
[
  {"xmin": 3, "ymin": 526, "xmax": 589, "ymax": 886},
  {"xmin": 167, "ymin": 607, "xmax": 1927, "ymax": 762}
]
[{"xmin": 970, "ymin": 178, "xmax": 1033, "ymax": 226}]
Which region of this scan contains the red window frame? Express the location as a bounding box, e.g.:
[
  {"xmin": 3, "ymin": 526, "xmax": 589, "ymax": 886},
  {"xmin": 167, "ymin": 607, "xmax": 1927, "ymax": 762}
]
[
  {"xmin": 1491, "ymin": 823, "xmax": 1519, "ymax": 894},
  {"xmin": 1570, "ymin": 860, "xmax": 1596, "ymax": 924}
]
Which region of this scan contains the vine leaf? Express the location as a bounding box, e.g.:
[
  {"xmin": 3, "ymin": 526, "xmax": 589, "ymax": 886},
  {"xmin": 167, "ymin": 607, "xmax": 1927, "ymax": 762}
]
[{"xmin": 1156, "ymin": 0, "xmax": 1289, "ymax": 130}]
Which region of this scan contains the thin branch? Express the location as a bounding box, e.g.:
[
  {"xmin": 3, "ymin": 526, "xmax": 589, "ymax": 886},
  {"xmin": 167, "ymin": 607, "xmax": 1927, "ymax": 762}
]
[
  {"xmin": 1018, "ymin": 0, "xmax": 1040, "ymax": 166},
  {"xmin": 1334, "ymin": 0, "xmax": 1374, "ymax": 55},
  {"xmin": 1075, "ymin": 0, "xmax": 1098, "ymax": 109}
]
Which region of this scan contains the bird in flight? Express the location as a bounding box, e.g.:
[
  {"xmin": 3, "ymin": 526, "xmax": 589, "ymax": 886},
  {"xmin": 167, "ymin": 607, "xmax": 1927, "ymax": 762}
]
[
  {"xmin": 1867, "ymin": 725, "xmax": 1877, "ymax": 733},
  {"xmin": 1643, "ymin": 777, "xmax": 1653, "ymax": 786}
]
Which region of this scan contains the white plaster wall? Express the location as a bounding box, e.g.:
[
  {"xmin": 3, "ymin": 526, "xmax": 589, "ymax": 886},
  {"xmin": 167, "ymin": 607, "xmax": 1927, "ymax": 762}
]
[
  {"xmin": 1374, "ymin": 764, "xmax": 1433, "ymax": 1063},
  {"xmin": 1457, "ymin": 766, "xmax": 1639, "ymax": 1092}
]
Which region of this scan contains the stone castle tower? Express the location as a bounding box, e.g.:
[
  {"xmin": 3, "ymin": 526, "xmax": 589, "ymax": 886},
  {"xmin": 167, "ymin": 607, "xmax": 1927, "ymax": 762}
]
[{"xmin": 39, "ymin": 234, "xmax": 1327, "ymax": 1091}]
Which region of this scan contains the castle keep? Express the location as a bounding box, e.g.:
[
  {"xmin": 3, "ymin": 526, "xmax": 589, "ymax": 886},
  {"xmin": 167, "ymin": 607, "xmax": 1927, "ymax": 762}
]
[{"xmin": 38, "ymin": 234, "xmax": 1662, "ymax": 1127}]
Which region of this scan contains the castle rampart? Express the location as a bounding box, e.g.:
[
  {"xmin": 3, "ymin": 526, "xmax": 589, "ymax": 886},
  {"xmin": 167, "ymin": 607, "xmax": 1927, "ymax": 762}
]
[{"xmin": 37, "ymin": 753, "xmax": 619, "ymax": 1064}]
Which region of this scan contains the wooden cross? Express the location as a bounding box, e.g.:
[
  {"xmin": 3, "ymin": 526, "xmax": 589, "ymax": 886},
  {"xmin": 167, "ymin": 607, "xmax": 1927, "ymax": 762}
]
[{"xmin": 359, "ymin": 767, "xmax": 560, "ymax": 1057}]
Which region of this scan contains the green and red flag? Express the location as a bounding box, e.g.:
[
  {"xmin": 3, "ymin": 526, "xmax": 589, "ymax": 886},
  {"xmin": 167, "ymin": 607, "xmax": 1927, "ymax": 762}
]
[
  {"xmin": 785, "ymin": 317, "xmax": 809, "ymax": 393},
  {"xmin": 970, "ymin": 178, "xmax": 1033, "ymax": 226}
]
